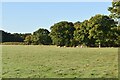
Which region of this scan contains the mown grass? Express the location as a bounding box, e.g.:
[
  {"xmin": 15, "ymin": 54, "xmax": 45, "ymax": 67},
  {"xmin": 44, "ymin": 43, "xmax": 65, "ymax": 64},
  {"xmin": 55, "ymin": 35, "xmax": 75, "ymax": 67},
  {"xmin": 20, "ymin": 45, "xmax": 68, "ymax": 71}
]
[{"xmin": 2, "ymin": 45, "xmax": 118, "ymax": 78}]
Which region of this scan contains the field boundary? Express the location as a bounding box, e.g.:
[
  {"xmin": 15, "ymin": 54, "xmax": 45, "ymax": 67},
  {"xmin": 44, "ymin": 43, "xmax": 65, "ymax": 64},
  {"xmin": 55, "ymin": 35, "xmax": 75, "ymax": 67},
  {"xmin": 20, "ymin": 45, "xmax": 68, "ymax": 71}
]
[
  {"xmin": 1, "ymin": 78, "xmax": 119, "ymax": 80},
  {"xmin": 118, "ymin": 48, "xmax": 120, "ymax": 80}
]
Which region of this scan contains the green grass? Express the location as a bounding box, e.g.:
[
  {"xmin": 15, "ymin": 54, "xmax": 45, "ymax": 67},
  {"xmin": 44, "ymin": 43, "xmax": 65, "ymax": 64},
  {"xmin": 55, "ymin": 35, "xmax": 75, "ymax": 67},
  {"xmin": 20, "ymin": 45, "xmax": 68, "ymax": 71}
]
[{"xmin": 2, "ymin": 45, "xmax": 118, "ymax": 78}]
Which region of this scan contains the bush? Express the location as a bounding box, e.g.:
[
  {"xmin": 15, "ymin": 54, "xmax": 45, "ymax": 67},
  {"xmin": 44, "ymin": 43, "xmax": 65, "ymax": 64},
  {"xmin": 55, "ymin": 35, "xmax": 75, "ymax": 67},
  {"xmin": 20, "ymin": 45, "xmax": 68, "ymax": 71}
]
[{"xmin": 1, "ymin": 42, "xmax": 26, "ymax": 45}]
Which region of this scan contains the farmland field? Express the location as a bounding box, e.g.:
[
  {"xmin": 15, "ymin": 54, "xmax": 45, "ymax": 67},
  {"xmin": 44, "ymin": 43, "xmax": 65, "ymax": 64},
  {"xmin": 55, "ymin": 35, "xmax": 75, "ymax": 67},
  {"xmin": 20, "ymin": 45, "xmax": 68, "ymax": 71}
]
[{"xmin": 2, "ymin": 45, "xmax": 118, "ymax": 78}]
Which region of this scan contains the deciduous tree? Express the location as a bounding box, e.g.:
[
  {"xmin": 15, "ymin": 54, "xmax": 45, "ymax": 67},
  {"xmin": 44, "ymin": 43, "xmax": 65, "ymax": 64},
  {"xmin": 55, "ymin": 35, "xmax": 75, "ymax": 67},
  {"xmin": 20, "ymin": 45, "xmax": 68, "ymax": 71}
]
[{"xmin": 50, "ymin": 21, "xmax": 75, "ymax": 47}]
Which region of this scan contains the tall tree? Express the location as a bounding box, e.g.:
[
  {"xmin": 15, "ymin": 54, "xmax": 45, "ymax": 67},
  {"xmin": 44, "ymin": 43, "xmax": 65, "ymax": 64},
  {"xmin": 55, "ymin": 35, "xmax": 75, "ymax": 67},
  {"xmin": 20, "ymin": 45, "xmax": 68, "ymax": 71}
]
[
  {"xmin": 108, "ymin": 1, "xmax": 120, "ymax": 26},
  {"xmin": 50, "ymin": 21, "xmax": 75, "ymax": 47},
  {"xmin": 108, "ymin": 1, "xmax": 120, "ymax": 47},
  {"xmin": 74, "ymin": 20, "xmax": 90, "ymax": 46},
  {"xmin": 88, "ymin": 14, "xmax": 117, "ymax": 47},
  {"xmin": 33, "ymin": 28, "xmax": 52, "ymax": 45}
]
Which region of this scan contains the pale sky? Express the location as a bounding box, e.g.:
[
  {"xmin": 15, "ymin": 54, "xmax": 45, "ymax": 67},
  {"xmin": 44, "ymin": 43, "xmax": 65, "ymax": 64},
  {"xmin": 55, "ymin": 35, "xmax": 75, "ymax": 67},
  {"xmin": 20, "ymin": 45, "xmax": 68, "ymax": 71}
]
[{"xmin": 2, "ymin": 2, "xmax": 112, "ymax": 33}]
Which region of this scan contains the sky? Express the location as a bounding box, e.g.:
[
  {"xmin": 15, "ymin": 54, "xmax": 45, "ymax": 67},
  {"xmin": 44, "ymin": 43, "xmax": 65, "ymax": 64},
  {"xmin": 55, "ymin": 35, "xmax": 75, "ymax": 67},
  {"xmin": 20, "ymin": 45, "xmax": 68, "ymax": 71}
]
[
  {"xmin": 1, "ymin": 0, "xmax": 112, "ymax": 2},
  {"xmin": 2, "ymin": 2, "xmax": 112, "ymax": 33}
]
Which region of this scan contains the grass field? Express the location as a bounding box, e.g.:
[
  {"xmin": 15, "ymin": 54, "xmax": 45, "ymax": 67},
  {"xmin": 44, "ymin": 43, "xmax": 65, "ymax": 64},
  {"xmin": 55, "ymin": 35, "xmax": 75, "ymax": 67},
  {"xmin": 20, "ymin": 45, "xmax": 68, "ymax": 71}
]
[{"xmin": 2, "ymin": 45, "xmax": 118, "ymax": 78}]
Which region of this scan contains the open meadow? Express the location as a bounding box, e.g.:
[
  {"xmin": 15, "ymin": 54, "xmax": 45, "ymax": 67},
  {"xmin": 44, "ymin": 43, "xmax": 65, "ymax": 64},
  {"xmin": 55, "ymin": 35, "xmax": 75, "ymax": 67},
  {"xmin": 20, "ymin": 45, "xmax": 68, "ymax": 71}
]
[{"xmin": 2, "ymin": 45, "xmax": 118, "ymax": 78}]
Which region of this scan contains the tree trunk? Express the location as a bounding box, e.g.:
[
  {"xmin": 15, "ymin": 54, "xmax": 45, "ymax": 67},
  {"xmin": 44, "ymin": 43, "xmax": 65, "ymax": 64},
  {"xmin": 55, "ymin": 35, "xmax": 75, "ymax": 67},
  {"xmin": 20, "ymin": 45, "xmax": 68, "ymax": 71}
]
[{"xmin": 99, "ymin": 42, "xmax": 101, "ymax": 48}]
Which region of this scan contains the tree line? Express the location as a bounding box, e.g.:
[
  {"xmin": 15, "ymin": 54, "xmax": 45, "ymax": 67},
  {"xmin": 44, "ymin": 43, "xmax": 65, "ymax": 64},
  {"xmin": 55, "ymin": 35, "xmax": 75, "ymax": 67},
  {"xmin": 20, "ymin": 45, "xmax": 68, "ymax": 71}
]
[
  {"xmin": 1, "ymin": 1, "xmax": 120, "ymax": 47},
  {"xmin": 0, "ymin": 30, "xmax": 31, "ymax": 42}
]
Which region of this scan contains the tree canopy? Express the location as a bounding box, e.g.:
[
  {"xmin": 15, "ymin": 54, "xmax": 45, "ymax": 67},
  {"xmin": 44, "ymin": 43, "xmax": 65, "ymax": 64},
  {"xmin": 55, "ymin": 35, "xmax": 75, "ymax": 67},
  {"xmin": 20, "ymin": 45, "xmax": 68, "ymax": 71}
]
[
  {"xmin": 24, "ymin": 28, "xmax": 52, "ymax": 45},
  {"xmin": 50, "ymin": 21, "xmax": 75, "ymax": 47},
  {"xmin": 88, "ymin": 14, "xmax": 117, "ymax": 47},
  {"xmin": 108, "ymin": 1, "xmax": 120, "ymax": 26}
]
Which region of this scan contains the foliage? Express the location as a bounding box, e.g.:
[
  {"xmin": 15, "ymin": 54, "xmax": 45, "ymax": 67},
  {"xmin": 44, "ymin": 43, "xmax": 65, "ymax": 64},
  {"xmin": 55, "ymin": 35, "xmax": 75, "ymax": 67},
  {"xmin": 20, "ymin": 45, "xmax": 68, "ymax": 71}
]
[
  {"xmin": 88, "ymin": 14, "xmax": 117, "ymax": 47},
  {"xmin": 24, "ymin": 28, "xmax": 52, "ymax": 45},
  {"xmin": 32, "ymin": 28, "xmax": 52, "ymax": 45},
  {"xmin": 24, "ymin": 35, "xmax": 33, "ymax": 45},
  {"xmin": 13, "ymin": 33, "xmax": 31, "ymax": 40},
  {"xmin": 1, "ymin": 30, "xmax": 24, "ymax": 42},
  {"xmin": 50, "ymin": 21, "xmax": 75, "ymax": 47},
  {"xmin": 73, "ymin": 14, "xmax": 119, "ymax": 47},
  {"xmin": 108, "ymin": 1, "xmax": 120, "ymax": 19},
  {"xmin": 74, "ymin": 20, "xmax": 90, "ymax": 46},
  {"xmin": 108, "ymin": 1, "xmax": 120, "ymax": 26},
  {"xmin": 1, "ymin": 42, "xmax": 26, "ymax": 45}
]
